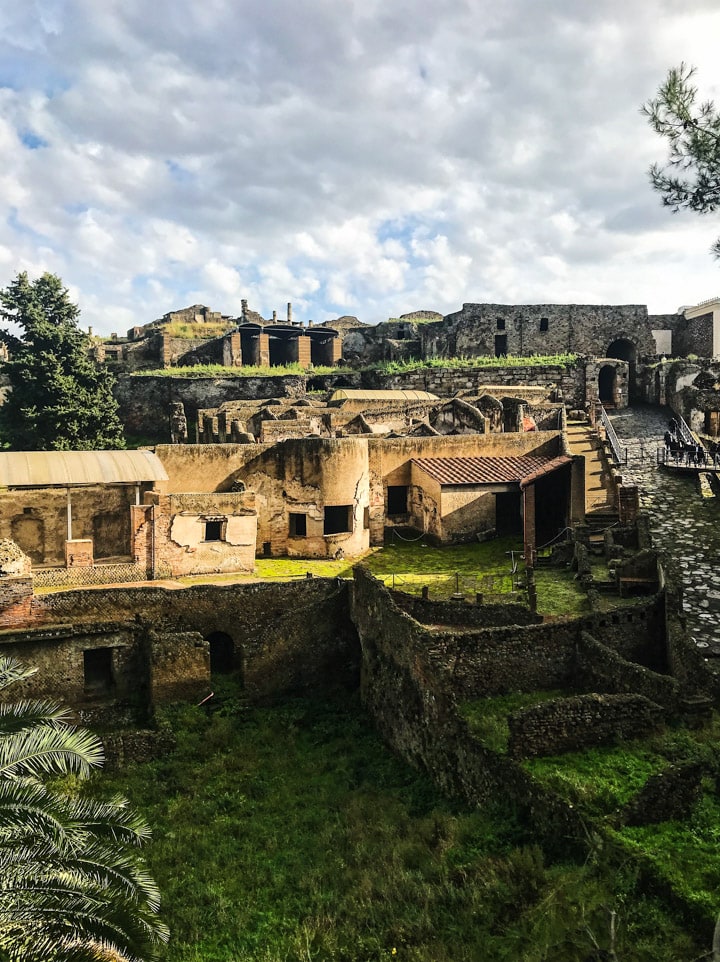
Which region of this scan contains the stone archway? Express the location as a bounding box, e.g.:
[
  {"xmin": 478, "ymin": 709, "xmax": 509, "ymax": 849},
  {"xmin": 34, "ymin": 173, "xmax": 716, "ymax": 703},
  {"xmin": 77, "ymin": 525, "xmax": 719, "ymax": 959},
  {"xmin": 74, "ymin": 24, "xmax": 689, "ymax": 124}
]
[
  {"xmin": 206, "ymin": 631, "xmax": 237, "ymax": 677},
  {"xmin": 598, "ymin": 365, "xmax": 618, "ymax": 405},
  {"xmin": 606, "ymin": 338, "xmax": 638, "ymax": 401}
]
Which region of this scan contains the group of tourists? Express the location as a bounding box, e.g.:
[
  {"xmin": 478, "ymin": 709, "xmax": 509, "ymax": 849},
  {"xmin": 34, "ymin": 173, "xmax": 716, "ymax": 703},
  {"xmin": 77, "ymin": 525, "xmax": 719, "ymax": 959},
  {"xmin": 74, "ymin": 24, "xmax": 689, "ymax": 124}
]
[{"xmin": 663, "ymin": 418, "xmax": 718, "ymax": 467}]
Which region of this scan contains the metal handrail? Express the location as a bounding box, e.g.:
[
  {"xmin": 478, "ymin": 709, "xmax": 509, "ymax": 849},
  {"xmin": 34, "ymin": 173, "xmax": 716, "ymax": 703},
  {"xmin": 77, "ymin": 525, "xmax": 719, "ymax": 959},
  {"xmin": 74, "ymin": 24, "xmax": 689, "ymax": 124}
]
[
  {"xmin": 598, "ymin": 402, "xmax": 625, "ymax": 466},
  {"xmin": 672, "ymin": 411, "xmax": 694, "ymax": 446}
]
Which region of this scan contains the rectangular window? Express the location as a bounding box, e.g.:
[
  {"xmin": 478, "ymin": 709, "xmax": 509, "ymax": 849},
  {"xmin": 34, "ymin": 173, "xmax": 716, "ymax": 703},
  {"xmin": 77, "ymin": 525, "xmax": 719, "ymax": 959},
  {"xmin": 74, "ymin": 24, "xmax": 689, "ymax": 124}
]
[
  {"xmin": 289, "ymin": 512, "xmax": 307, "ymax": 537},
  {"xmin": 204, "ymin": 519, "xmax": 225, "ymax": 542},
  {"xmin": 540, "ymin": 317, "xmax": 549, "ymax": 332},
  {"xmin": 496, "ymin": 317, "xmax": 506, "ymax": 331},
  {"xmin": 84, "ymin": 648, "xmax": 113, "ymax": 695},
  {"xmin": 324, "ymin": 504, "xmax": 352, "ymax": 535},
  {"xmin": 494, "ymin": 334, "xmax": 507, "ymax": 357},
  {"xmin": 387, "ymin": 485, "xmax": 408, "ymax": 515}
]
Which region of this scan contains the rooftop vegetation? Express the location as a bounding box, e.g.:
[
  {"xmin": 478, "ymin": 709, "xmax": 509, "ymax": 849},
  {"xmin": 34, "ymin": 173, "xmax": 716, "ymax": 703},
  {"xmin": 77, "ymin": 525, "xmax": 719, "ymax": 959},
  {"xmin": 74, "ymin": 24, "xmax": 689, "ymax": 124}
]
[
  {"xmin": 96, "ymin": 688, "xmax": 703, "ymax": 961},
  {"xmin": 132, "ymin": 362, "xmax": 338, "ymax": 378},
  {"xmin": 131, "ymin": 353, "xmax": 578, "ymax": 379}
]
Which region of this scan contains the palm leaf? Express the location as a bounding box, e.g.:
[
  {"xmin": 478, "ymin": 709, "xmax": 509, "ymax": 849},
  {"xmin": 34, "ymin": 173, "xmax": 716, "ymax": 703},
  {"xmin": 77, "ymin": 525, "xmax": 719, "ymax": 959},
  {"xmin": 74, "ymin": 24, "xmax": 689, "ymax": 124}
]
[{"xmin": 0, "ymin": 724, "xmax": 104, "ymax": 779}]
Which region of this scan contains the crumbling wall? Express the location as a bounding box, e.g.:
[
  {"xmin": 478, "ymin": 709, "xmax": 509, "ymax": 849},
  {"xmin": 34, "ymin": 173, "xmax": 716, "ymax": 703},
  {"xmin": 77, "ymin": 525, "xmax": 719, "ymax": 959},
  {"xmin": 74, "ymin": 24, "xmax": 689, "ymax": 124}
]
[{"xmin": 507, "ymin": 693, "xmax": 664, "ymax": 758}]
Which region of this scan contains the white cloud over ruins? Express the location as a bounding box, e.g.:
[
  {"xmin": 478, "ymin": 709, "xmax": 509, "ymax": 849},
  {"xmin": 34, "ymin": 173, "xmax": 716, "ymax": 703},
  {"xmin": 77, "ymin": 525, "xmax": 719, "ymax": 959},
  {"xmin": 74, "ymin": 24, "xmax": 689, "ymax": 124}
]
[{"xmin": 2, "ymin": 0, "xmax": 720, "ymax": 333}]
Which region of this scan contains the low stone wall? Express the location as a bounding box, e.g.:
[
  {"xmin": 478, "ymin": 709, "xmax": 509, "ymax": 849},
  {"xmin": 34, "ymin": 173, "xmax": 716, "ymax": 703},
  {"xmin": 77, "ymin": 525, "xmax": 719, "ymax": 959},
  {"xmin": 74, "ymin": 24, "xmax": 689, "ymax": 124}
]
[
  {"xmin": 115, "ymin": 374, "xmax": 306, "ymax": 439},
  {"xmin": 435, "ymin": 620, "xmax": 579, "ymax": 697},
  {"xmin": 507, "ymin": 693, "xmax": 665, "ymax": 758},
  {"xmin": 621, "ymin": 762, "xmax": 706, "ymax": 826},
  {"xmin": 577, "ymin": 631, "xmax": 680, "ymax": 712},
  {"xmin": 376, "ymin": 364, "xmax": 582, "ymax": 406},
  {"xmin": 102, "ymin": 727, "xmax": 177, "ymax": 771},
  {"xmin": 390, "ymin": 591, "xmax": 542, "ymax": 628},
  {"xmin": 351, "ymin": 566, "xmax": 593, "ymax": 852}
]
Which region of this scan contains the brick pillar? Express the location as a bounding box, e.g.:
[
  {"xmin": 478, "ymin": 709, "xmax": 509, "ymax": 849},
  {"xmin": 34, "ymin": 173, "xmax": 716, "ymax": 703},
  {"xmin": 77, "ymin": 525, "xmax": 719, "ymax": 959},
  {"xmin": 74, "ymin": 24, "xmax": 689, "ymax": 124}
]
[
  {"xmin": 297, "ymin": 335, "xmax": 312, "ymax": 368},
  {"xmin": 523, "ymin": 483, "xmax": 536, "ymax": 566},
  {"xmin": 258, "ymin": 333, "xmax": 270, "ymax": 366},
  {"xmin": 617, "ymin": 484, "xmax": 640, "ymax": 524},
  {"xmin": 131, "ymin": 504, "xmax": 153, "ymax": 573},
  {"xmin": 223, "ymin": 331, "xmax": 242, "ymax": 367}
]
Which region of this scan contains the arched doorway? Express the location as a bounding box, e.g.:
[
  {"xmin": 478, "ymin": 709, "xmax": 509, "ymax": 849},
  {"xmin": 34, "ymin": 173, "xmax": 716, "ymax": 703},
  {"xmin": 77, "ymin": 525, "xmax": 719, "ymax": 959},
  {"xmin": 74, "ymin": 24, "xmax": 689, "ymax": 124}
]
[
  {"xmin": 206, "ymin": 631, "xmax": 235, "ymax": 675},
  {"xmin": 606, "ymin": 339, "xmax": 638, "ymax": 401},
  {"xmin": 598, "ymin": 365, "xmax": 617, "ymax": 406}
]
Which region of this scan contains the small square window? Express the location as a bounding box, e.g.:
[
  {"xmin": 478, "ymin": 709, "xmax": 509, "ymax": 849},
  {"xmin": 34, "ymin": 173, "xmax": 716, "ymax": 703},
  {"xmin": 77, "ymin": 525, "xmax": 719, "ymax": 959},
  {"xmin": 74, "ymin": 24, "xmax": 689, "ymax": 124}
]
[
  {"xmin": 204, "ymin": 519, "xmax": 224, "ymax": 542},
  {"xmin": 496, "ymin": 317, "xmax": 506, "ymax": 331},
  {"xmin": 289, "ymin": 513, "xmax": 307, "ymax": 537},
  {"xmin": 324, "ymin": 504, "xmax": 352, "ymax": 535}
]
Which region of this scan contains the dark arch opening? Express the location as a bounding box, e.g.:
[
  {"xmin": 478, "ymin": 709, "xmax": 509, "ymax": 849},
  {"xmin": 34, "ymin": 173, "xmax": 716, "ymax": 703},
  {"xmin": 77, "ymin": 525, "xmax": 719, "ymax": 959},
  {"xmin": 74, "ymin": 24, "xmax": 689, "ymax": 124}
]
[
  {"xmin": 207, "ymin": 631, "xmax": 235, "ymax": 675},
  {"xmin": 598, "ymin": 365, "xmax": 617, "ymax": 405},
  {"xmin": 606, "ymin": 339, "xmax": 637, "ymax": 402},
  {"xmin": 606, "ymin": 338, "xmax": 637, "ymax": 362}
]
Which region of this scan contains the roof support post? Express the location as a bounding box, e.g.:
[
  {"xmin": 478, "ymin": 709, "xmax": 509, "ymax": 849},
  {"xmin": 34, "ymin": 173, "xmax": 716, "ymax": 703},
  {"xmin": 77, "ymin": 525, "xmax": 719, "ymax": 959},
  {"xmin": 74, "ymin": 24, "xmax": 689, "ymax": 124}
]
[
  {"xmin": 66, "ymin": 487, "xmax": 72, "ymax": 541},
  {"xmin": 523, "ymin": 483, "xmax": 536, "ymax": 567}
]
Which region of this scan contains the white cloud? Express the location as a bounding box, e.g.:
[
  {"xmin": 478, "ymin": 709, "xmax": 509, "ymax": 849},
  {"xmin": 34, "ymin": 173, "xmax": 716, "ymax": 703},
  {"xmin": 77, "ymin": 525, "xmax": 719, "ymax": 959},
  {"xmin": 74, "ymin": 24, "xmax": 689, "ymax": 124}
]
[{"xmin": 0, "ymin": 0, "xmax": 720, "ymax": 332}]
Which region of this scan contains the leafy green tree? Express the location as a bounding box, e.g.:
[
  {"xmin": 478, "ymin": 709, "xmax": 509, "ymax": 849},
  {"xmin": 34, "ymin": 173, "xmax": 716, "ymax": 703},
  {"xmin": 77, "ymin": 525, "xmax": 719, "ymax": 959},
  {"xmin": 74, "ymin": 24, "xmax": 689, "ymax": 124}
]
[
  {"xmin": 0, "ymin": 656, "xmax": 169, "ymax": 962},
  {"xmin": 0, "ymin": 272, "xmax": 125, "ymax": 450},
  {"xmin": 643, "ymin": 63, "xmax": 720, "ymax": 256}
]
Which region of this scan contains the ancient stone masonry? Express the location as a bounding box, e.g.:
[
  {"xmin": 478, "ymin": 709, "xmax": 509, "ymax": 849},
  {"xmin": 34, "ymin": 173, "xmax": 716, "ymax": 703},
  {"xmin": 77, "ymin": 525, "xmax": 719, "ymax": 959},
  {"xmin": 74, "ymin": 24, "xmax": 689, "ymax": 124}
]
[
  {"xmin": 507, "ymin": 693, "xmax": 664, "ymax": 759},
  {"xmin": 0, "ymin": 578, "xmax": 359, "ymax": 716}
]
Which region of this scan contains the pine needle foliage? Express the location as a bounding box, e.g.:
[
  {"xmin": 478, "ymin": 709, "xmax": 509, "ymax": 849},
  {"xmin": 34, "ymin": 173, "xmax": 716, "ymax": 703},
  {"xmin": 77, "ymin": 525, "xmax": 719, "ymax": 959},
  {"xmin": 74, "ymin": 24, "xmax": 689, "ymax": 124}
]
[
  {"xmin": 643, "ymin": 63, "xmax": 720, "ymax": 256},
  {"xmin": 0, "ymin": 656, "xmax": 168, "ymax": 962},
  {"xmin": 0, "ymin": 272, "xmax": 125, "ymax": 450}
]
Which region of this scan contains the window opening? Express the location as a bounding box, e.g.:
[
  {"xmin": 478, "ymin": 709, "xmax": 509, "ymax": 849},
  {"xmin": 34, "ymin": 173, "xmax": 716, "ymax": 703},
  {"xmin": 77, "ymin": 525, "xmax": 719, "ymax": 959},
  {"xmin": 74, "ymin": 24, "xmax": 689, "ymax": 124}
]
[
  {"xmin": 324, "ymin": 505, "xmax": 352, "ymax": 535},
  {"xmin": 540, "ymin": 317, "xmax": 549, "ymax": 332},
  {"xmin": 496, "ymin": 317, "xmax": 506, "ymax": 331},
  {"xmin": 83, "ymin": 649, "xmax": 114, "ymax": 696},
  {"xmin": 289, "ymin": 513, "xmax": 307, "ymax": 537},
  {"xmin": 204, "ymin": 519, "xmax": 224, "ymax": 542},
  {"xmin": 387, "ymin": 485, "xmax": 409, "ymax": 515}
]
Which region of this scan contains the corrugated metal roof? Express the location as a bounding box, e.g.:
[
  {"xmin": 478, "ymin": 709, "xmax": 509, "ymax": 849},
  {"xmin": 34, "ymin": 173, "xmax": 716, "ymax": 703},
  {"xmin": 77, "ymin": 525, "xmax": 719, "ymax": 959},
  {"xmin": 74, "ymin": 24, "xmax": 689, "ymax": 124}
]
[
  {"xmin": 0, "ymin": 450, "xmax": 169, "ymax": 488},
  {"xmin": 330, "ymin": 389, "xmax": 439, "ymax": 403},
  {"xmin": 411, "ymin": 455, "xmax": 571, "ymax": 486}
]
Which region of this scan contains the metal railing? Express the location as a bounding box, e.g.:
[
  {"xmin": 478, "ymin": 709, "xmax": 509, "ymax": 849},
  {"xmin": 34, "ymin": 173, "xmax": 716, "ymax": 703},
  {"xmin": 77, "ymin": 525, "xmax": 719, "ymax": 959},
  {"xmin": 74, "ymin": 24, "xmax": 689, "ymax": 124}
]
[
  {"xmin": 672, "ymin": 410, "xmax": 694, "ymax": 446},
  {"xmin": 598, "ymin": 402, "xmax": 626, "ymax": 466}
]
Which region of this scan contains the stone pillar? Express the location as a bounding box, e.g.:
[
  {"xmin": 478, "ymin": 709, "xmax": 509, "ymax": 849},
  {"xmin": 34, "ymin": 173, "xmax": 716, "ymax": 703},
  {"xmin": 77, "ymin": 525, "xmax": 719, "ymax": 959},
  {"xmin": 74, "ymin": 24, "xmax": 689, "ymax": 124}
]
[
  {"xmin": 570, "ymin": 454, "xmax": 586, "ymax": 524},
  {"xmin": 287, "ymin": 302, "xmax": 293, "ymax": 323}
]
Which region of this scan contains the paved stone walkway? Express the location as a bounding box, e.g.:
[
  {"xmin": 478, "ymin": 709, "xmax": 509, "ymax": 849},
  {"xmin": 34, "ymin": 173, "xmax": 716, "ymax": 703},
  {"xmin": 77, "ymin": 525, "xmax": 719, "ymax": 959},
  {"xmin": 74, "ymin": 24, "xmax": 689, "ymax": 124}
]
[{"xmin": 609, "ymin": 404, "xmax": 720, "ymax": 655}]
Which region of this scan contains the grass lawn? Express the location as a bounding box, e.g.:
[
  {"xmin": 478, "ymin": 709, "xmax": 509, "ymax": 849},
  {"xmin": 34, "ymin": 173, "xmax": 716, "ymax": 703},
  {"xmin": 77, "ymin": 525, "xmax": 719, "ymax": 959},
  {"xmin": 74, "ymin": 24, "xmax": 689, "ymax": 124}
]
[
  {"xmin": 96, "ymin": 689, "xmax": 702, "ymax": 961},
  {"xmin": 180, "ymin": 537, "xmax": 590, "ymax": 616}
]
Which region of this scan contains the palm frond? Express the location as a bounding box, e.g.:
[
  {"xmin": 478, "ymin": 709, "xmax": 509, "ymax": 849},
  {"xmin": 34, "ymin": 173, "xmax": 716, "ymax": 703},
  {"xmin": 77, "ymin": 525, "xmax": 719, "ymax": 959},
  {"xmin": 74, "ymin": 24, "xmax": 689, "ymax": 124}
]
[{"xmin": 0, "ymin": 724, "xmax": 104, "ymax": 779}]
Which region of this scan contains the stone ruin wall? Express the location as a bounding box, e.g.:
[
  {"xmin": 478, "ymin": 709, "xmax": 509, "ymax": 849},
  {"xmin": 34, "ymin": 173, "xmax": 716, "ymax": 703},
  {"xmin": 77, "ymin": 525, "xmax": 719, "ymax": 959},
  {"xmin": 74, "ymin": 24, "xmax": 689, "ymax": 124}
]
[
  {"xmin": 113, "ymin": 364, "xmax": 583, "ymax": 441},
  {"xmin": 429, "ymin": 304, "xmax": 657, "ymax": 360},
  {"xmin": 0, "ymin": 578, "xmax": 359, "ymax": 717}
]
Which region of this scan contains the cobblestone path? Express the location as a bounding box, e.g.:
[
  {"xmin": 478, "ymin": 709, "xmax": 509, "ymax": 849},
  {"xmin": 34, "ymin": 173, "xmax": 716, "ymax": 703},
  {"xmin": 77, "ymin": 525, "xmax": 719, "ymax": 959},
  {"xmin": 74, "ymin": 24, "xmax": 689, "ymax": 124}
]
[{"xmin": 609, "ymin": 404, "xmax": 720, "ymax": 653}]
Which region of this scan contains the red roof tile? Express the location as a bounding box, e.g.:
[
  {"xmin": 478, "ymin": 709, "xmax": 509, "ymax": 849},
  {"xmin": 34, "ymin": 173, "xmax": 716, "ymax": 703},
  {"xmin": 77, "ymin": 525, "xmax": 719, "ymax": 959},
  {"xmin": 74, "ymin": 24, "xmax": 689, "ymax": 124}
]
[{"xmin": 411, "ymin": 455, "xmax": 571, "ymax": 486}]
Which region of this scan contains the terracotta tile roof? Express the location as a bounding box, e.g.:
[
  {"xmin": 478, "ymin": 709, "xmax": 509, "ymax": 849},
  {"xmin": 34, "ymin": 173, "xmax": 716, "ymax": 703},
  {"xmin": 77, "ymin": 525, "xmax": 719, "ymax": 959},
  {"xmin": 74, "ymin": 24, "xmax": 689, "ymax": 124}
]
[{"xmin": 411, "ymin": 454, "xmax": 571, "ymax": 487}]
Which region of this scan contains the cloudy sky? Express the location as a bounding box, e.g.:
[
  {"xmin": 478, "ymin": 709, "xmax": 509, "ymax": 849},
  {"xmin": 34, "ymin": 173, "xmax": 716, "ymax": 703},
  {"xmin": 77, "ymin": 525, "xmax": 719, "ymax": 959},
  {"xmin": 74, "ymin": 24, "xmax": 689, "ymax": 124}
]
[{"xmin": 2, "ymin": 0, "xmax": 720, "ymax": 335}]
